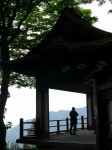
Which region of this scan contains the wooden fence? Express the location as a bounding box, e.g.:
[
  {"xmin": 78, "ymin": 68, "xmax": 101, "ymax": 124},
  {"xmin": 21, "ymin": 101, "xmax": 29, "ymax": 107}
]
[
  {"xmin": 49, "ymin": 116, "xmax": 87, "ymax": 134},
  {"xmin": 19, "ymin": 116, "xmax": 87, "ymax": 138}
]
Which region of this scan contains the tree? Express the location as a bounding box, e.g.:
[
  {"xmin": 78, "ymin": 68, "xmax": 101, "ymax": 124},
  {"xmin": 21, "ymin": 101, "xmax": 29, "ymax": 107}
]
[
  {"xmin": 0, "ymin": 0, "xmax": 42, "ymax": 149},
  {"xmin": 0, "ymin": 0, "xmax": 98, "ymax": 149}
]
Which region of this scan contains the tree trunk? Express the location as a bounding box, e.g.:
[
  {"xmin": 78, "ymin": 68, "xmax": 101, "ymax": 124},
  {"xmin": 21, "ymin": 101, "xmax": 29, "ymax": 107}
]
[
  {"xmin": 0, "ymin": 37, "xmax": 10, "ymax": 149},
  {"xmin": 0, "ymin": 120, "xmax": 7, "ymax": 150},
  {"xmin": 0, "ymin": 69, "xmax": 10, "ymax": 149},
  {"xmin": 0, "ymin": 71, "xmax": 10, "ymax": 150}
]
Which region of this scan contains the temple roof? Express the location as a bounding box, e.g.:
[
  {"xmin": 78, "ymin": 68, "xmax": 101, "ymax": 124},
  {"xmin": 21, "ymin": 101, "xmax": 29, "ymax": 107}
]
[{"xmin": 6, "ymin": 6, "xmax": 112, "ymax": 86}]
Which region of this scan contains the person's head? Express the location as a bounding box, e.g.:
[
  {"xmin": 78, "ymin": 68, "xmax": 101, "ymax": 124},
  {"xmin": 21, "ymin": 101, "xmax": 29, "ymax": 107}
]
[{"xmin": 72, "ymin": 107, "xmax": 75, "ymax": 111}]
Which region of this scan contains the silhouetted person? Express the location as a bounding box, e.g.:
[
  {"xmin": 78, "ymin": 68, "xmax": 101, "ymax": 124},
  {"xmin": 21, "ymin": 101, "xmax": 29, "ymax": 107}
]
[{"xmin": 69, "ymin": 107, "xmax": 78, "ymax": 135}]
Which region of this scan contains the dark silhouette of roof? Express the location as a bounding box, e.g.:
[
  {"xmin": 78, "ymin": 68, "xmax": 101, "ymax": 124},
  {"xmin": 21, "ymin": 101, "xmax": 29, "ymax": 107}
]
[{"xmin": 5, "ymin": 6, "xmax": 112, "ymax": 84}]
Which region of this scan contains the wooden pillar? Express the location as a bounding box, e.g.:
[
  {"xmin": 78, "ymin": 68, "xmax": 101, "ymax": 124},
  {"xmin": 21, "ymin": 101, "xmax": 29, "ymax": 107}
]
[
  {"xmin": 97, "ymin": 91, "xmax": 109, "ymax": 150},
  {"xmin": 93, "ymin": 79, "xmax": 110, "ymax": 150},
  {"xmin": 36, "ymin": 77, "xmax": 49, "ymax": 139},
  {"xmin": 97, "ymin": 81, "xmax": 112, "ymax": 150},
  {"xmin": 86, "ymin": 93, "xmax": 93, "ymax": 129},
  {"xmin": 92, "ymin": 79, "xmax": 100, "ymax": 150}
]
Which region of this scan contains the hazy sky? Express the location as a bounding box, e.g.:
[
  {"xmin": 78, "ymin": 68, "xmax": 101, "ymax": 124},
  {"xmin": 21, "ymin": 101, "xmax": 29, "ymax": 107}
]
[
  {"xmin": 4, "ymin": 2, "xmax": 112, "ymax": 127},
  {"xmin": 5, "ymin": 87, "xmax": 86, "ymax": 126},
  {"xmin": 49, "ymin": 89, "xmax": 86, "ymax": 111},
  {"xmin": 81, "ymin": 2, "xmax": 112, "ymax": 32},
  {"xmin": 5, "ymin": 87, "xmax": 36, "ymax": 126}
]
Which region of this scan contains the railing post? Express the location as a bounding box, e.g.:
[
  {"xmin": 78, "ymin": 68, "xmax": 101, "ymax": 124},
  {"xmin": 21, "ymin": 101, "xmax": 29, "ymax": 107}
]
[
  {"xmin": 20, "ymin": 118, "xmax": 23, "ymax": 138},
  {"xmin": 66, "ymin": 118, "xmax": 69, "ymax": 132},
  {"xmin": 81, "ymin": 116, "xmax": 84, "ymax": 130},
  {"xmin": 34, "ymin": 121, "xmax": 37, "ymax": 137},
  {"xmin": 57, "ymin": 120, "xmax": 60, "ymax": 134}
]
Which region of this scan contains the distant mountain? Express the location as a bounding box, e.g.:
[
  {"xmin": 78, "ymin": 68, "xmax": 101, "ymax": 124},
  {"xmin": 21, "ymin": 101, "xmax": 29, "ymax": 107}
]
[
  {"xmin": 50, "ymin": 107, "xmax": 87, "ymax": 120},
  {"xmin": 6, "ymin": 107, "xmax": 87, "ymax": 145},
  {"xmin": 6, "ymin": 119, "xmax": 32, "ymax": 147},
  {"xmin": 49, "ymin": 107, "xmax": 87, "ymax": 132}
]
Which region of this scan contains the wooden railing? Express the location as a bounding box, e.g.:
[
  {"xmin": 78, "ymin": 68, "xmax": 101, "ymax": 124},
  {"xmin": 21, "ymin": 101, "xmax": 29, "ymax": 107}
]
[
  {"xmin": 49, "ymin": 116, "xmax": 87, "ymax": 134},
  {"xmin": 19, "ymin": 116, "xmax": 87, "ymax": 138}
]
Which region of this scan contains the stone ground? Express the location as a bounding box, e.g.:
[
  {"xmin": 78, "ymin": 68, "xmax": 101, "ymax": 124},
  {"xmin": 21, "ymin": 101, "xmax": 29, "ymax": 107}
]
[{"xmin": 17, "ymin": 129, "xmax": 96, "ymax": 150}]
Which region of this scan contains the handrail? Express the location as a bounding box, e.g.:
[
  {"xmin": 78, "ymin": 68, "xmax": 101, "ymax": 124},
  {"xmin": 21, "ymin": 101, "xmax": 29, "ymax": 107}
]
[
  {"xmin": 19, "ymin": 116, "xmax": 87, "ymax": 138},
  {"xmin": 49, "ymin": 116, "xmax": 87, "ymax": 134}
]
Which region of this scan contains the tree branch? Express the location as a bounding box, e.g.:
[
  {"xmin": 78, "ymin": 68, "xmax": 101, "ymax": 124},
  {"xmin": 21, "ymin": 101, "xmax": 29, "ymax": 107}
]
[
  {"xmin": 6, "ymin": 0, "xmax": 20, "ymax": 36},
  {"xmin": 8, "ymin": 0, "xmax": 42, "ymax": 43}
]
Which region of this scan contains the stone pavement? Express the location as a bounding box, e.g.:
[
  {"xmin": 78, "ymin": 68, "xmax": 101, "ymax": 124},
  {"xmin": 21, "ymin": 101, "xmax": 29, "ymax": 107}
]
[
  {"xmin": 37, "ymin": 129, "xmax": 96, "ymax": 150},
  {"xmin": 49, "ymin": 129, "xmax": 96, "ymax": 144},
  {"xmin": 17, "ymin": 129, "xmax": 96, "ymax": 150}
]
